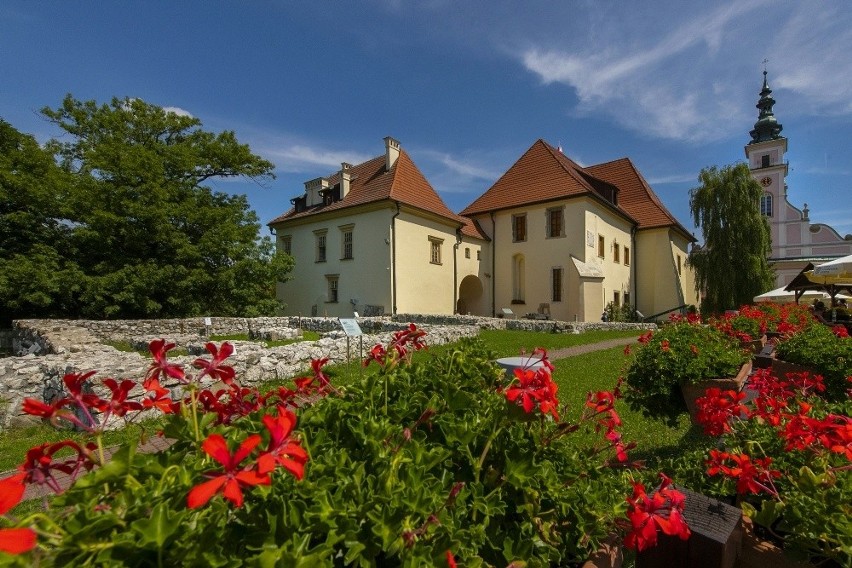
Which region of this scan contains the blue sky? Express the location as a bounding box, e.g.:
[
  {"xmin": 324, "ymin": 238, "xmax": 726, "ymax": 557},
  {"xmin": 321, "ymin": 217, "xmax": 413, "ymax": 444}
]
[{"xmin": 3, "ymin": 1, "xmax": 851, "ymax": 239}]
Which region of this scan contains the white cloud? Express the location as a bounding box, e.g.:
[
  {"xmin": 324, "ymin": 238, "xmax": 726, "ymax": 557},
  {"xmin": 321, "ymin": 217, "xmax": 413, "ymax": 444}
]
[
  {"xmin": 263, "ymin": 144, "xmax": 374, "ymax": 173},
  {"xmin": 163, "ymin": 106, "xmax": 194, "ymax": 118},
  {"xmin": 417, "ymin": 149, "xmax": 498, "ymax": 181},
  {"xmin": 512, "ymin": 0, "xmax": 852, "ymax": 142},
  {"xmin": 647, "ymin": 173, "xmax": 698, "ymax": 185}
]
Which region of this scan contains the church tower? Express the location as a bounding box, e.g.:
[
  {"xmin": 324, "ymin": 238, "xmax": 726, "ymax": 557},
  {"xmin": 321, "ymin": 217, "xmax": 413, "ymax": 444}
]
[
  {"xmin": 744, "ymin": 69, "xmax": 788, "ymax": 261},
  {"xmin": 743, "ymin": 69, "xmax": 852, "ymax": 287}
]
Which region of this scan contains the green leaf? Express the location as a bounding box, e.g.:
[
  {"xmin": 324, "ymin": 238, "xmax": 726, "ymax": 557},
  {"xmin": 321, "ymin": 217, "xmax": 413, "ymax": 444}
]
[{"xmin": 130, "ymin": 502, "xmax": 181, "ymax": 547}]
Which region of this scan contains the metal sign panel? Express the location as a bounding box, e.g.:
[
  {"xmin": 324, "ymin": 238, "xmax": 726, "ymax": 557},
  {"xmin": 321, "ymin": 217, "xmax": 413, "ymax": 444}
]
[{"xmin": 338, "ymin": 318, "xmax": 363, "ymax": 337}]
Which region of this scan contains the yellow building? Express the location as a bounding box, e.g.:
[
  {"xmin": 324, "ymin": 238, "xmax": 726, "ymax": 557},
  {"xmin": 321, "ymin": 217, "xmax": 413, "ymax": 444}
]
[
  {"xmin": 269, "ymin": 137, "xmax": 697, "ymax": 321},
  {"xmin": 268, "ymin": 137, "xmax": 487, "ymax": 317},
  {"xmin": 462, "ymin": 140, "xmax": 698, "ymax": 321}
]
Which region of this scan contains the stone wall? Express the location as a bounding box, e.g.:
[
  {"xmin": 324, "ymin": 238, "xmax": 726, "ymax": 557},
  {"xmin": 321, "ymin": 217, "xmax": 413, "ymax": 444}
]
[{"xmin": 2, "ymin": 315, "xmax": 655, "ymax": 430}]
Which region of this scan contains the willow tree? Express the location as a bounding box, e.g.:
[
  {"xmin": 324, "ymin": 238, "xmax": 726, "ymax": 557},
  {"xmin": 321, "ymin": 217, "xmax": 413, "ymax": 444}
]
[{"xmin": 688, "ymin": 163, "xmax": 774, "ymax": 315}]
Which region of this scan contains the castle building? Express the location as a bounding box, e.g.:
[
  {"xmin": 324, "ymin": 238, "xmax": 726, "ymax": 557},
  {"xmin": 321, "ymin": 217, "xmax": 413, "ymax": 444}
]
[
  {"xmin": 745, "ymin": 71, "xmax": 852, "ymax": 286},
  {"xmin": 269, "ymin": 137, "xmax": 699, "ymax": 321}
]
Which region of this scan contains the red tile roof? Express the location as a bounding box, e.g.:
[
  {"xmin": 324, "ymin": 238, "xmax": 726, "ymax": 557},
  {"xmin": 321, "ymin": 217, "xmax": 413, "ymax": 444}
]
[
  {"xmin": 269, "ymin": 149, "xmax": 480, "ymax": 238},
  {"xmin": 460, "ymin": 139, "xmax": 626, "ymax": 219},
  {"xmin": 585, "ymin": 158, "xmax": 694, "ymax": 240},
  {"xmin": 460, "ymin": 139, "xmax": 693, "ymax": 240}
]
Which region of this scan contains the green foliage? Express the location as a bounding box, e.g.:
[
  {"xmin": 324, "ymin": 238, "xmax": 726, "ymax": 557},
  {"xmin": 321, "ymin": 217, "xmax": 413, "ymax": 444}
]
[
  {"xmin": 688, "ymin": 163, "xmax": 775, "ymax": 315},
  {"xmin": 0, "ymin": 97, "xmax": 293, "ymax": 321},
  {"xmin": 664, "ymin": 393, "xmax": 851, "ymax": 566},
  {"xmin": 14, "ymin": 338, "xmax": 635, "ymax": 566},
  {"xmin": 774, "ymin": 323, "xmax": 852, "ymax": 400},
  {"xmin": 623, "ymin": 322, "xmax": 749, "ymax": 419},
  {"xmin": 604, "ymin": 302, "xmax": 641, "ymax": 322}
]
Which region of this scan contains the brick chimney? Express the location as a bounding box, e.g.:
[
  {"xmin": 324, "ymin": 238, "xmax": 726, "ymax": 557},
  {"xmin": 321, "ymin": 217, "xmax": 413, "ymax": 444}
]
[
  {"xmin": 384, "ymin": 136, "xmax": 400, "ymax": 172},
  {"xmin": 340, "ymin": 163, "xmax": 352, "ymax": 199}
]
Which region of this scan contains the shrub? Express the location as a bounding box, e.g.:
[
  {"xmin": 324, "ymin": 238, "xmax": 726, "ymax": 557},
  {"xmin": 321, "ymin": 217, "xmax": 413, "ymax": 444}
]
[
  {"xmin": 774, "ymin": 322, "xmax": 852, "ymax": 401},
  {"xmin": 667, "ymin": 370, "xmax": 851, "ymax": 566},
  {"xmin": 623, "ymin": 318, "xmax": 749, "ymax": 419}
]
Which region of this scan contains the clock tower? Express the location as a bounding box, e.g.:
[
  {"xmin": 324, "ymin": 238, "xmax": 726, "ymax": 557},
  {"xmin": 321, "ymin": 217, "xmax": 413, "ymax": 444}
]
[{"xmin": 744, "ymin": 69, "xmax": 788, "ymax": 261}]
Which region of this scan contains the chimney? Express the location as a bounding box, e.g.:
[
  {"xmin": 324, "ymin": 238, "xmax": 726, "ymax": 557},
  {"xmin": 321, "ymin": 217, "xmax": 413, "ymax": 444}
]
[
  {"xmin": 303, "ymin": 177, "xmax": 329, "ymax": 207},
  {"xmin": 340, "ymin": 163, "xmax": 352, "ymax": 199},
  {"xmin": 384, "ymin": 136, "xmax": 400, "ymax": 171}
]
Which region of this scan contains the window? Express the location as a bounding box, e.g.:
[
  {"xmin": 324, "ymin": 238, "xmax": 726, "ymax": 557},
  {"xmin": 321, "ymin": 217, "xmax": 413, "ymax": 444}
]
[
  {"xmin": 281, "ymin": 235, "xmax": 292, "ymax": 256},
  {"xmin": 598, "ymin": 235, "xmax": 605, "ymax": 258},
  {"xmin": 512, "ymin": 214, "xmax": 527, "ymax": 242},
  {"xmin": 326, "ymin": 275, "xmax": 339, "ymax": 303},
  {"xmin": 546, "ymin": 207, "xmax": 563, "ymax": 238},
  {"xmin": 624, "ymin": 291, "xmax": 630, "ymax": 306},
  {"xmin": 429, "ymin": 237, "xmax": 443, "ymax": 265},
  {"xmin": 761, "ymin": 154, "xmax": 770, "ymax": 168},
  {"xmin": 476, "ymin": 250, "xmax": 481, "ymax": 260},
  {"xmin": 551, "ymin": 267, "xmax": 563, "ymax": 302},
  {"xmin": 613, "ymin": 291, "xmax": 620, "ymax": 306},
  {"xmin": 613, "ymin": 243, "xmax": 620, "ymax": 263},
  {"xmin": 512, "ymin": 254, "xmax": 525, "ymax": 303},
  {"xmin": 760, "ymin": 193, "xmax": 773, "ymax": 217},
  {"xmin": 677, "ymin": 255, "xmax": 682, "ymax": 276},
  {"xmin": 465, "ymin": 247, "xmax": 470, "ymax": 259},
  {"xmin": 314, "ymin": 230, "xmax": 327, "ymax": 262},
  {"xmin": 624, "ymin": 247, "xmax": 630, "ymax": 266},
  {"xmin": 340, "ymin": 225, "xmax": 354, "ymax": 259}
]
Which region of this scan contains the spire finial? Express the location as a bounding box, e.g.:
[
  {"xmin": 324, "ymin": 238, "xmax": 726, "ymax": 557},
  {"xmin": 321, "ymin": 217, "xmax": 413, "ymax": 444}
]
[{"xmin": 748, "ymin": 63, "xmax": 783, "ymax": 144}]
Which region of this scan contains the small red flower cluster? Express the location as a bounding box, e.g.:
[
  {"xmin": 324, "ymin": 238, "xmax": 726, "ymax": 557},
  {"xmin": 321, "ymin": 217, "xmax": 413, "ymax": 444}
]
[
  {"xmin": 504, "ymin": 349, "xmax": 559, "ymax": 420},
  {"xmin": 364, "ymin": 323, "xmax": 427, "ymax": 368},
  {"xmin": 187, "ymin": 407, "xmax": 307, "ymax": 508},
  {"xmin": 2, "ymin": 338, "xmax": 316, "ymax": 554},
  {"xmin": 624, "ymin": 473, "xmax": 690, "ymax": 551},
  {"xmin": 585, "ymin": 388, "xmax": 634, "ymax": 462},
  {"xmin": 696, "ymin": 369, "xmax": 850, "ymax": 495},
  {"xmin": 694, "ymin": 388, "xmax": 748, "ymax": 437}
]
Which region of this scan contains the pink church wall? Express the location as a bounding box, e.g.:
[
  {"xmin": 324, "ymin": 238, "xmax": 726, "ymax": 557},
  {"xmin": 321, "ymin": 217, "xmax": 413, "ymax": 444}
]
[{"xmin": 785, "ymin": 223, "xmax": 802, "ymax": 245}]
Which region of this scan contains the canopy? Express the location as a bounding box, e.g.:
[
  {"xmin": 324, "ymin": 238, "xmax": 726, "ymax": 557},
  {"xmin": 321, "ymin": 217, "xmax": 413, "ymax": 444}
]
[
  {"xmin": 753, "ymin": 286, "xmax": 849, "ymax": 304},
  {"xmin": 813, "ymin": 254, "xmax": 852, "ymax": 279},
  {"xmin": 784, "ymin": 262, "xmax": 852, "ymax": 304}
]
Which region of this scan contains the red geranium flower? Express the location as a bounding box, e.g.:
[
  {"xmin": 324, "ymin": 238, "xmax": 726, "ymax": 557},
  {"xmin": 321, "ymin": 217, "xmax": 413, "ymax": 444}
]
[
  {"xmin": 193, "ymin": 342, "xmax": 236, "ymax": 385},
  {"xmin": 187, "ymin": 433, "xmax": 270, "ymax": 508},
  {"xmin": 505, "ymin": 367, "xmax": 560, "ymax": 420},
  {"xmin": 257, "ymin": 408, "xmax": 309, "ymax": 478},
  {"xmin": 146, "ymin": 339, "xmax": 186, "ymax": 383},
  {"xmin": 624, "ymin": 473, "xmax": 690, "ymax": 551},
  {"xmin": 0, "ymin": 473, "xmax": 37, "ymax": 554}
]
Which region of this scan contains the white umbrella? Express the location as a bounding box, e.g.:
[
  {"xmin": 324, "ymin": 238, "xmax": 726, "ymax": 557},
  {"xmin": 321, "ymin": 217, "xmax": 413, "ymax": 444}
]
[
  {"xmin": 753, "ymin": 286, "xmax": 849, "ymax": 304},
  {"xmin": 813, "ymin": 254, "xmax": 852, "ymax": 279}
]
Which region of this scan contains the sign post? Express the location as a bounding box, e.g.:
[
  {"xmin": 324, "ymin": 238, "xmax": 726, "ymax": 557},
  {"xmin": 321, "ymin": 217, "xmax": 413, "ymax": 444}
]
[{"xmin": 338, "ymin": 318, "xmax": 364, "ymax": 381}]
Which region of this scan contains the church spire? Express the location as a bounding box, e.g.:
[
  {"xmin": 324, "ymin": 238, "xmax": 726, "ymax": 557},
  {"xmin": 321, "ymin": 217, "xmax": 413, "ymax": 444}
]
[{"xmin": 749, "ymin": 69, "xmax": 783, "ymax": 144}]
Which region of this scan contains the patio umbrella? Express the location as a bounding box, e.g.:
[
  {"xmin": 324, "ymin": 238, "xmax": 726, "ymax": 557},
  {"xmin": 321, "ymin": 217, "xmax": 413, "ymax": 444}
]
[
  {"xmin": 753, "ymin": 286, "xmax": 850, "ymax": 304},
  {"xmin": 813, "ymin": 254, "xmax": 852, "ymax": 279}
]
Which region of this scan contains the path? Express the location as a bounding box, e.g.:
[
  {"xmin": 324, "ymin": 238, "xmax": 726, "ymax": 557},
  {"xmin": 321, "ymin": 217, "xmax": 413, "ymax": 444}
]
[{"xmin": 8, "ymin": 336, "xmax": 639, "ymax": 501}]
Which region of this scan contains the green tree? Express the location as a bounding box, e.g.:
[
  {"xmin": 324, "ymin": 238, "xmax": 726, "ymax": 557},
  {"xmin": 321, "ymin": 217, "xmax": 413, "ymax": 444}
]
[
  {"xmin": 688, "ymin": 163, "xmax": 774, "ymax": 314},
  {"xmin": 0, "ymin": 95, "xmax": 292, "ymax": 321},
  {"xmin": 0, "ymin": 119, "xmax": 84, "ymax": 323}
]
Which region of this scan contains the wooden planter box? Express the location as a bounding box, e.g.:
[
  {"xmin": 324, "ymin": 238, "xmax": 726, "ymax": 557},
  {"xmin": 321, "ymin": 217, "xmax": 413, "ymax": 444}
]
[
  {"xmin": 681, "ymin": 362, "xmax": 752, "ymax": 424},
  {"xmin": 768, "ymin": 358, "xmax": 815, "ymax": 380}
]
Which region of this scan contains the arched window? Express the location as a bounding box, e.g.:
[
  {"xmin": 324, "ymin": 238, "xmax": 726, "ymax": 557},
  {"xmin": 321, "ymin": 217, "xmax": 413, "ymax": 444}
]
[
  {"xmin": 760, "ymin": 193, "xmax": 773, "ymax": 217},
  {"xmin": 512, "ymin": 254, "xmax": 525, "ymax": 303}
]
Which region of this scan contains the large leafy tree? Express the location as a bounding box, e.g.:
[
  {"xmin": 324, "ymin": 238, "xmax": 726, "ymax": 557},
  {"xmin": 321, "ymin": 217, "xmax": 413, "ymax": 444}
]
[
  {"xmin": 688, "ymin": 163, "xmax": 774, "ymax": 314},
  {"xmin": 0, "ymin": 95, "xmax": 292, "ymax": 321},
  {"xmin": 0, "ymin": 119, "xmax": 83, "ymax": 321}
]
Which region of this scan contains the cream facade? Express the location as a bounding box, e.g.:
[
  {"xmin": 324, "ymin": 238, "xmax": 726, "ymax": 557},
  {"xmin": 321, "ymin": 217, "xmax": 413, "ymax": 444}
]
[{"xmin": 271, "ymin": 137, "xmax": 697, "ymax": 322}]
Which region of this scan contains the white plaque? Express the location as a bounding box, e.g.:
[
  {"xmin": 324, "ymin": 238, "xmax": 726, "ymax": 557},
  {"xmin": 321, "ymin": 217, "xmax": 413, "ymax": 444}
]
[{"xmin": 338, "ymin": 318, "xmax": 363, "ymax": 337}]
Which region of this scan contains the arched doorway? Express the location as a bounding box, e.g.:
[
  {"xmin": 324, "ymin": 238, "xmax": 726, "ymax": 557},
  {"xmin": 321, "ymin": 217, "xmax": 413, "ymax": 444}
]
[{"xmin": 458, "ymin": 275, "xmax": 485, "ymax": 315}]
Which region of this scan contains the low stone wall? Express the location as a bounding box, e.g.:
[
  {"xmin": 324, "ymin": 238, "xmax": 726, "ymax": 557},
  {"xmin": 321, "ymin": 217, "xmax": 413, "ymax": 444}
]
[
  {"xmin": 2, "ymin": 315, "xmax": 655, "ymax": 430},
  {"xmin": 0, "ymin": 324, "xmax": 479, "ymax": 429}
]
